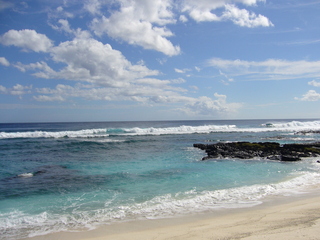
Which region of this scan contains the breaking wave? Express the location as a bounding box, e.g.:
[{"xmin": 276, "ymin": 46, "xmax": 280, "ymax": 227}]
[
  {"xmin": 2, "ymin": 169, "xmax": 320, "ymax": 239},
  {"xmin": 1, "ymin": 120, "xmax": 320, "ymax": 140}
]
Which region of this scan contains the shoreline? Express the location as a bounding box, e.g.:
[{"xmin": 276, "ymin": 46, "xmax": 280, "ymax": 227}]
[{"xmin": 25, "ymin": 190, "xmax": 320, "ymax": 240}]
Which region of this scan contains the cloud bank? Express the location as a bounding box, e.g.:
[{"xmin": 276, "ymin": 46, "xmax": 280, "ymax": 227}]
[
  {"xmin": 0, "ymin": 0, "xmax": 275, "ymax": 117},
  {"xmin": 207, "ymin": 58, "xmax": 320, "ymax": 81}
]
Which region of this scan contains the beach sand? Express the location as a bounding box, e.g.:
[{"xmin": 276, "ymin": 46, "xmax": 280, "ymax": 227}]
[{"xmin": 27, "ymin": 193, "xmax": 320, "ymax": 240}]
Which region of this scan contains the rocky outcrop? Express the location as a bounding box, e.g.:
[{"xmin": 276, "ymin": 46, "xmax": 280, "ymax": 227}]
[{"xmin": 193, "ymin": 142, "xmax": 320, "ymax": 161}]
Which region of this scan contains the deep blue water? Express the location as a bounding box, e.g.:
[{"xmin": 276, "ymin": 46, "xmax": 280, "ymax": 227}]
[{"xmin": 1, "ymin": 119, "xmax": 320, "ymax": 239}]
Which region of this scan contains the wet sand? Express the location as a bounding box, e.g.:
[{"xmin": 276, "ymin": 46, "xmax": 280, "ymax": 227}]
[{"xmin": 27, "ymin": 192, "xmax": 320, "ymax": 240}]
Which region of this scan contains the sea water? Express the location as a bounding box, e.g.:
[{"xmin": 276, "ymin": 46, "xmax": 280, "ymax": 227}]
[{"xmin": 1, "ymin": 119, "xmax": 320, "ymax": 239}]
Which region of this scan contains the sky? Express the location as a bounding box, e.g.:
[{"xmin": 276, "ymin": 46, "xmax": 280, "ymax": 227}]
[{"xmin": 1, "ymin": 0, "xmax": 320, "ymax": 123}]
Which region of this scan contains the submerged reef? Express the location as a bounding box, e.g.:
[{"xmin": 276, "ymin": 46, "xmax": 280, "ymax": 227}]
[{"xmin": 194, "ymin": 142, "xmax": 320, "ymax": 161}]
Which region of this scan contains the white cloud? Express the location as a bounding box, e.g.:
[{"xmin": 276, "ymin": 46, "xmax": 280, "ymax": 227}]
[
  {"xmin": 34, "ymin": 95, "xmax": 66, "ymax": 102},
  {"xmin": 14, "ymin": 61, "xmax": 55, "ymax": 77},
  {"xmin": 84, "ymin": 0, "xmax": 102, "ymax": 15},
  {"xmin": 90, "ymin": 0, "xmax": 180, "ymax": 56},
  {"xmin": 0, "ymin": 0, "xmax": 14, "ymax": 11},
  {"xmin": 181, "ymin": 0, "xmax": 272, "ymax": 27},
  {"xmin": 187, "ymin": 8, "xmax": 220, "ymax": 22},
  {"xmin": 13, "ymin": 35, "xmax": 159, "ymax": 88},
  {"xmin": 81, "ymin": 0, "xmax": 271, "ymax": 56},
  {"xmin": 33, "ymin": 80, "xmax": 241, "ymax": 116},
  {"xmin": 222, "ymin": 4, "xmax": 273, "ymax": 28},
  {"xmin": 50, "ymin": 19, "xmax": 92, "ymax": 39},
  {"xmin": 34, "ymin": 83, "xmax": 183, "ymax": 103},
  {"xmin": 219, "ymin": 70, "xmax": 234, "ymax": 85},
  {"xmin": 0, "ymin": 85, "xmax": 7, "ymax": 93},
  {"xmin": 308, "ymin": 80, "xmax": 320, "ymax": 87},
  {"xmin": 50, "ymin": 19, "xmax": 74, "ymax": 34},
  {"xmin": 179, "ymin": 15, "xmax": 188, "ymax": 22},
  {"xmin": 182, "ymin": 93, "xmax": 242, "ymax": 116},
  {"xmin": 49, "ymin": 36, "xmax": 159, "ymax": 86},
  {"xmin": 0, "ymin": 84, "xmax": 32, "ymax": 96},
  {"xmin": 207, "ymin": 58, "xmax": 320, "ymax": 81},
  {"xmin": 171, "ymin": 78, "xmax": 186, "ymax": 84},
  {"xmin": 0, "ymin": 57, "xmax": 10, "ymax": 66},
  {"xmin": 10, "ymin": 84, "xmax": 32, "ymax": 96},
  {"xmin": 48, "ymin": 5, "xmax": 74, "ymax": 19},
  {"xmin": 0, "ymin": 29, "xmax": 53, "ymax": 52},
  {"xmin": 295, "ymin": 90, "xmax": 320, "ymax": 101},
  {"xmin": 174, "ymin": 68, "xmax": 191, "ymax": 74}
]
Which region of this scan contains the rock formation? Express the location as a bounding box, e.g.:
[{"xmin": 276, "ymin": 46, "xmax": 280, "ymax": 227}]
[{"xmin": 193, "ymin": 142, "xmax": 320, "ymax": 161}]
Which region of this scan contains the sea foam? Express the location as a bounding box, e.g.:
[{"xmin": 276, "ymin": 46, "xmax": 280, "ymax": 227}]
[
  {"xmin": 2, "ymin": 168, "xmax": 319, "ymax": 240},
  {"xmin": 2, "ymin": 120, "xmax": 320, "ymax": 139}
]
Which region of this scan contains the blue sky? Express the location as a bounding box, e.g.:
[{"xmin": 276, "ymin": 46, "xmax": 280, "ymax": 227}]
[{"xmin": 1, "ymin": 0, "xmax": 320, "ymax": 122}]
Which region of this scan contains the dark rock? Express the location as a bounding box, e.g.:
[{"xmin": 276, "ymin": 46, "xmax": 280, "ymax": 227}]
[
  {"xmin": 193, "ymin": 142, "xmax": 320, "ymax": 161},
  {"xmin": 281, "ymin": 155, "xmax": 301, "ymax": 161}
]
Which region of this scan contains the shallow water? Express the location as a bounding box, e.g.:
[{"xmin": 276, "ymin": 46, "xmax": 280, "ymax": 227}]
[{"xmin": 1, "ymin": 119, "xmax": 320, "ymax": 239}]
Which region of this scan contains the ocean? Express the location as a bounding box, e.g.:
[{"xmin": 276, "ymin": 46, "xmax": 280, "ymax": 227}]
[{"xmin": 1, "ymin": 119, "xmax": 320, "ymax": 239}]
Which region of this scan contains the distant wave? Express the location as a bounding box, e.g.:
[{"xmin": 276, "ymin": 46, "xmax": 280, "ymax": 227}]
[
  {"xmin": 261, "ymin": 120, "xmax": 320, "ymax": 129},
  {"xmin": 0, "ymin": 129, "xmax": 109, "ymax": 139},
  {"xmin": 1, "ymin": 120, "xmax": 320, "ymax": 139},
  {"xmin": 120, "ymin": 124, "xmax": 237, "ymax": 135},
  {"xmin": 0, "ymin": 125, "xmax": 237, "ymax": 139},
  {"xmin": 17, "ymin": 173, "xmax": 33, "ymax": 178}
]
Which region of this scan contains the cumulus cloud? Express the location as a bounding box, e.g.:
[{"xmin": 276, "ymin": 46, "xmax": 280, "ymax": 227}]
[
  {"xmin": 10, "ymin": 84, "xmax": 32, "ymax": 96},
  {"xmin": 50, "ymin": 37, "xmax": 159, "ymax": 85},
  {"xmin": 14, "ymin": 35, "xmax": 159, "ymax": 88},
  {"xmin": 182, "ymin": 93, "xmax": 242, "ymax": 116},
  {"xmin": 296, "ymin": 80, "xmax": 320, "ymax": 101},
  {"xmin": 0, "ymin": 84, "xmax": 32, "ymax": 96},
  {"xmin": 50, "ymin": 19, "xmax": 74, "ymax": 34},
  {"xmin": 308, "ymin": 80, "xmax": 320, "ymax": 87},
  {"xmin": 47, "ymin": 0, "xmax": 271, "ymax": 57},
  {"xmin": 0, "ymin": 57, "xmax": 10, "ymax": 66},
  {"xmin": 34, "ymin": 95, "xmax": 66, "ymax": 102},
  {"xmin": 84, "ymin": 0, "xmax": 102, "ymax": 15},
  {"xmin": 179, "ymin": 15, "xmax": 188, "ymax": 22},
  {"xmin": 1, "ymin": 1, "xmax": 259, "ymax": 117},
  {"xmin": 222, "ymin": 4, "xmax": 273, "ymax": 28},
  {"xmin": 33, "ymin": 80, "xmax": 240, "ymax": 116},
  {"xmin": 207, "ymin": 58, "xmax": 320, "ymax": 81},
  {"xmin": 0, "ymin": 85, "xmax": 7, "ymax": 93},
  {"xmin": 1, "ymin": 30, "xmax": 242, "ymax": 117},
  {"xmin": 90, "ymin": 0, "xmax": 180, "ymax": 56},
  {"xmin": 181, "ymin": 0, "xmax": 272, "ymax": 27},
  {"xmin": 0, "ymin": 29, "xmax": 53, "ymax": 52},
  {"xmin": 34, "ymin": 82, "xmax": 185, "ymax": 103},
  {"xmin": 295, "ymin": 90, "xmax": 320, "ymax": 101}
]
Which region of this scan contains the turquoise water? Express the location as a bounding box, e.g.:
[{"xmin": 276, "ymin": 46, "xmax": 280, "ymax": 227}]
[{"xmin": 1, "ymin": 119, "xmax": 320, "ymax": 239}]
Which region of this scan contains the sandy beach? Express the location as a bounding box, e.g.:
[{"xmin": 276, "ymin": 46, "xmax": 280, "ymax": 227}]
[{"xmin": 26, "ymin": 192, "xmax": 320, "ymax": 240}]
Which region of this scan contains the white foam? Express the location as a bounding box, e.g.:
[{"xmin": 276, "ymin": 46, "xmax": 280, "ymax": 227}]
[
  {"xmin": 17, "ymin": 173, "xmax": 33, "ymax": 178},
  {"xmin": 2, "ymin": 170, "xmax": 320, "ymax": 240},
  {"xmin": 0, "ymin": 129, "xmax": 108, "ymax": 139},
  {"xmin": 121, "ymin": 172, "xmax": 320, "ymax": 217},
  {"xmin": 262, "ymin": 120, "xmax": 320, "ymax": 130},
  {"xmin": 121, "ymin": 125, "xmax": 237, "ymax": 136},
  {"xmin": 2, "ymin": 120, "xmax": 320, "ymax": 139}
]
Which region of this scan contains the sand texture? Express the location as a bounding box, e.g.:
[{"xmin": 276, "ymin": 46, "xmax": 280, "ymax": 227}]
[{"xmin": 27, "ymin": 195, "xmax": 320, "ymax": 240}]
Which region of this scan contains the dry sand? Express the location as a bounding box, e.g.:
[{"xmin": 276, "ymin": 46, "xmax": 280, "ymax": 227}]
[{"xmin": 27, "ymin": 193, "xmax": 320, "ymax": 240}]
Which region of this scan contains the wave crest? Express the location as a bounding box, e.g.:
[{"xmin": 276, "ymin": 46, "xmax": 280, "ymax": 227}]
[{"xmin": 1, "ymin": 120, "xmax": 320, "ymax": 139}]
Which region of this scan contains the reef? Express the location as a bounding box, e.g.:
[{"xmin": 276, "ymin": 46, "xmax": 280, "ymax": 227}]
[{"xmin": 193, "ymin": 142, "xmax": 320, "ymax": 161}]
